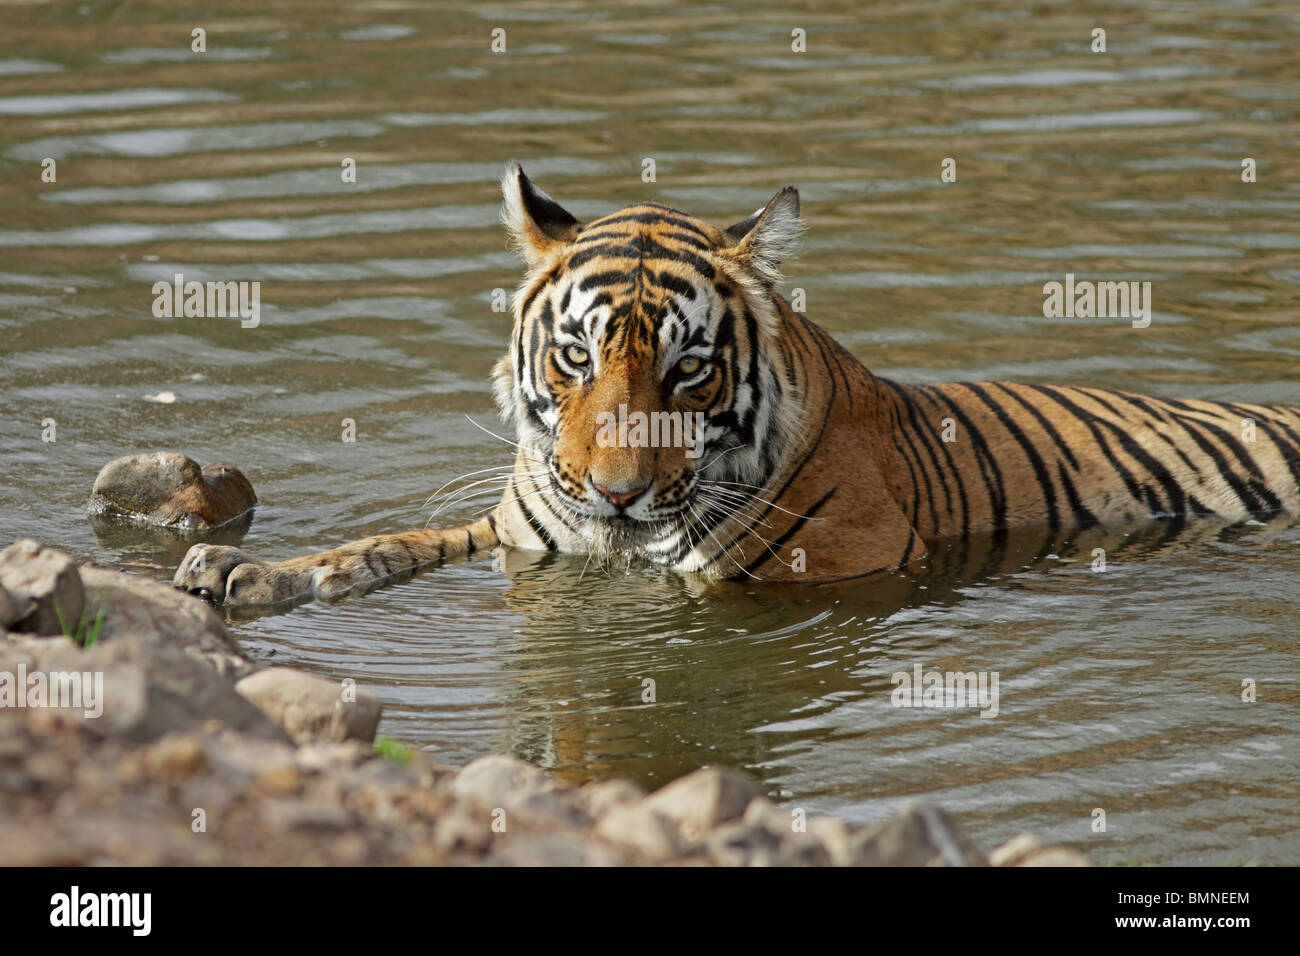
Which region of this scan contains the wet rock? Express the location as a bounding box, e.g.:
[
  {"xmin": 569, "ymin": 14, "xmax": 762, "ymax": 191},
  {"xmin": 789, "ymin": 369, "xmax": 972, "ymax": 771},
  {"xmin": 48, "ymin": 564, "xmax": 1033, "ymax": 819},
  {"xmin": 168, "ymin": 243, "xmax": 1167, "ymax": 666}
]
[
  {"xmin": 847, "ymin": 802, "xmax": 989, "ymax": 867},
  {"xmin": 643, "ymin": 766, "xmax": 761, "ymax": 844},
  {"xmin": 0, "ymin": 539, "xmax": 84, "ymax": 636},
  {"xmin": 593, "ymin": 803, "xmax": 682, "ymax": 862},
  {"xmin": 88, "ymin": 451, "xmax": 256, "ymax": 531},
  {"xmin": 235, "ymin": 667, "xmax": 382, "ymax": 744}
]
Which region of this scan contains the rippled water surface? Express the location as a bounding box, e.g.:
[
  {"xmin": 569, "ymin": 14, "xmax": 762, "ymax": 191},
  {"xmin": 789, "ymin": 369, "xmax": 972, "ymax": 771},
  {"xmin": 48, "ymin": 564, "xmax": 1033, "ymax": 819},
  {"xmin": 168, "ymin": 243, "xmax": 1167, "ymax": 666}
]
[{"xmin": 2, "ymin": 1, "xmax": 1299, "ymax": 864}]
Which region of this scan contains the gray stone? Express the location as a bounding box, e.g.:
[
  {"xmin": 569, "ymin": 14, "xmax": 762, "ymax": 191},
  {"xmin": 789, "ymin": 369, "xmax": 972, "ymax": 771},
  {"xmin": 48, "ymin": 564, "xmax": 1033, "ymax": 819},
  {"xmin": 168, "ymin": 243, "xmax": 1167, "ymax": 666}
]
[
  {"xmin": 1, "ymin": 634, "xmax": 289, "ymax": 745},
  {"xmin": 989, "ymin": 833, "xmax": 1044, "ymax": 866},
  {"xmin": 807, "ymin": 815, "xmax": 855, "ymax": 866},
  {"xmin": 0, "ymin": 583, "xmax": 17, "ymax": 630},
  {"xmin": 485, "ymin": 833, "xmax": 614, "ymax": 868},
  {"xmin": 705, "ymin": 820, "xmax": 780, "ymax": 866},
  {"xmin": 259, "ymin": 798, "xmax": 357, "ymax": 832},
  {"xmin": 448, "ymin": 754, "xmax": 586, "ymax": 828},
  {"xmin": 450, "ymin": 754, "xmax": 555, "ymax": 806},
  {"xmin": 432, "ymin": 806, "xmax": 493, "ymax": 855},
  {"xmin": 0, "ymin": 539, "xmax": 84, "ymax": 637},
  {"xmin": 593, "ymin": 803, "xmax": 682, "ymax": 862},
  {"xmin": 198, "ymin": 729, "xmax": 299, "ymax": 782},
  {"xmin": 776, "ymin": 832, "xmax": 834, "ymax": 866},
  {"xmin": 847, "ymin": 802, "xmax": 989, "ymax": 867},
  {"xmin": 235, "ymin": 667, "xmax": 382, "ymax": 744},
  {"xmin": 77, "ymin": 564, "xmax": 249, "ymax": 676},
  {"xmin": 574, "ymin": 778, "xmax": 646, "ymax": 820},
  {"xmin": 88, "ymin": 451, "xmax": 256, "ymax": 530},
  {"xmin": 643, "ymin": 766, "xmax": 761, "ymax": 844},
  {"xmin": 1017, "ymin": 847, "xmax": 1090, "ymax": 867}
]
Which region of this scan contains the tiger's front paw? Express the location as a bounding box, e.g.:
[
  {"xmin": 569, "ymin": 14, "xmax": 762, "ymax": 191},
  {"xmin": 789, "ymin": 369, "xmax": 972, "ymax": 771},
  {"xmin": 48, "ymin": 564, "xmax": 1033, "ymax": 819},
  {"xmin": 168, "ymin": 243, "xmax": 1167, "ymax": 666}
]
[
  {"xmin": 173, "ymin": 544, "xmax": 257, "ymax": 602},
  {"xmin": 173, "ymin": 544, "xmax": 310, "ymax": 606}
]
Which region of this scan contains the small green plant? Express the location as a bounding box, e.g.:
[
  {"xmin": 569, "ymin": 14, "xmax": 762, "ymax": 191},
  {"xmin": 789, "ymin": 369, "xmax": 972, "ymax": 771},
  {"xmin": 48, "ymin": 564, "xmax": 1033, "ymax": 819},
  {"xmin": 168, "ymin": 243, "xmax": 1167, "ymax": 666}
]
[
  {"xmin": 54, "ymin": 600, "xmax": 107, "ymax": 649},
  {"xmin": 374, "ymin": 734, "xmax": 413, "ymax": 766}
]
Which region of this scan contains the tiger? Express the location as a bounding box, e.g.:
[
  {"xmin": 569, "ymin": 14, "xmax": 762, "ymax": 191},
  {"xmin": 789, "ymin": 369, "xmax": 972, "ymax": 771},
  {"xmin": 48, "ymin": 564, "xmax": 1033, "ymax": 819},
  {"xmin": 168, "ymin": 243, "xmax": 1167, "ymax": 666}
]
[{"xmin": 173, "ymin": 163, "xmax": 1300, "ymax": 607}]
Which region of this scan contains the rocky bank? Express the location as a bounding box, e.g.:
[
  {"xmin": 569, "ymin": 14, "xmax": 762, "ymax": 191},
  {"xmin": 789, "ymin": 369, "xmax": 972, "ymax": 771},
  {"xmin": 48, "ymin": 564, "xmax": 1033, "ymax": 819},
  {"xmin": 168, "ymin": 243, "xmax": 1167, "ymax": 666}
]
[{"xmin": 0, "ymin": 538, "xmax": 1087, "ymax": 867}]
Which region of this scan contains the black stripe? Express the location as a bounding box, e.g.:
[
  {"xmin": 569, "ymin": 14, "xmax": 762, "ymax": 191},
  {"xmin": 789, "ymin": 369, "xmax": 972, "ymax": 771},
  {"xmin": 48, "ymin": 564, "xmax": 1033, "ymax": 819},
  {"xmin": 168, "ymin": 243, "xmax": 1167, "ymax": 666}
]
[
  {"xmin": 905, "ymin": 383, "xmax": 972, "ymax": 558},
  {"xmin": 1023, "ymin": 384, "xmax": 1169, "ymax": 516},
  {"xmin": 963, "ymin": 382, "xmax": 1061, "ymax": 533},
  {"xmin": 1167, "ymin": 412, "xmax": 1276, "ymax": 513},
  {"xmin": 992, "ymin": 382, "xmax": 1081, "ymax": 471},
  {"xmin": 921, "ymin": 385, "xmax": 1009, "ymax": 538},
  {"xmin": 897, "ymin": 526, "xmax": 918, "ymax": 572},
  {"xmin": 517, "ymin": 495, "xmax": 558, "ymax": 552},
  {"xmin": 707, "ymin": 320, "xmax": 838, "ymax": 566},
  {"xmin": 1055, "ymin": 461, "xmax": 1100, "ymax": 529},
  {"xmin": 580, "ymin": 210, "xmax": 713, "ymax": 242}
]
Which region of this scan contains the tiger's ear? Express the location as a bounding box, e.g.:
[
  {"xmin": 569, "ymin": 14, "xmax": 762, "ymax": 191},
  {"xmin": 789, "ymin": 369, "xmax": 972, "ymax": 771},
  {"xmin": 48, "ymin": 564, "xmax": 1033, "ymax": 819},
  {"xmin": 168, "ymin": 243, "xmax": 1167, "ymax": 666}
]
[
  {"xmin": 501, "ymin": 163, "xmax": 581, "ymax": 268},
  {"xmin": 721, "ymin": 186, "xmax": 802, "ymax": 286}
]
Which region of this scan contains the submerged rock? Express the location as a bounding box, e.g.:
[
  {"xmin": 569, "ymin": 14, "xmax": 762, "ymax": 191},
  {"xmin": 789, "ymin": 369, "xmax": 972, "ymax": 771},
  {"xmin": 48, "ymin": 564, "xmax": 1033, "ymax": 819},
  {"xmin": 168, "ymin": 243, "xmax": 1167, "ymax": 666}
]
[{"xmin": 88, "ymin": 451, "xmax": 256, "ymax": 531}]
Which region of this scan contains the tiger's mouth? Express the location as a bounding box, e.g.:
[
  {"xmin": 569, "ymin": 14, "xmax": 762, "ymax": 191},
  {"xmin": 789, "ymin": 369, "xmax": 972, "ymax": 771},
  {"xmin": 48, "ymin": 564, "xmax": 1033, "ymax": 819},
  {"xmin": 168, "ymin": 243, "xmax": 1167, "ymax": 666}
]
[{"xmin": 545, "ymin": 467, "xmax": 695, "ymax": 539}]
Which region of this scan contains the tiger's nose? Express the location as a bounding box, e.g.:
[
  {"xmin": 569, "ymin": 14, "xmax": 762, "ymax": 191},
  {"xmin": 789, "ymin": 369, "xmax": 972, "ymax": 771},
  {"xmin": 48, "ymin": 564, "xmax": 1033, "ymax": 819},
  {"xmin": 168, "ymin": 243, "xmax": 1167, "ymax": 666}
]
[{"xmin": 593, "ymin": 482, "xmax": 648, "ymax": 508}]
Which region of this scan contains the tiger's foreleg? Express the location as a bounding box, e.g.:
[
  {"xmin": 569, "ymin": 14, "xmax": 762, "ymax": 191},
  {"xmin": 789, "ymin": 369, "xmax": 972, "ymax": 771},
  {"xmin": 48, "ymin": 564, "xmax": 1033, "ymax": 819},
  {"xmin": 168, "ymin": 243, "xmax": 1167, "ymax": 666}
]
[{"xmin": 172, "ymin": 516, "xmax": 500, "ymax": 606}]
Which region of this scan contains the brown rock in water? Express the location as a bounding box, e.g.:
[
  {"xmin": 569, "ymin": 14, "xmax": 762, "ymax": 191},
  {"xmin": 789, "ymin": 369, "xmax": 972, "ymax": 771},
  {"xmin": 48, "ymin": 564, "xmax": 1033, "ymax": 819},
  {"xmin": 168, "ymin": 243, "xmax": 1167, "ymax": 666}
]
[
  {"xmin": 88, "ymin": 451, "xmax": 256, "ymax": 531},
  {"xmin": 0, "ymin": 539, "xmax": 85, "ymax": 636},
  {"xmin": 235, "ymin": 667, "xmax": 382, "ymax": 744}
]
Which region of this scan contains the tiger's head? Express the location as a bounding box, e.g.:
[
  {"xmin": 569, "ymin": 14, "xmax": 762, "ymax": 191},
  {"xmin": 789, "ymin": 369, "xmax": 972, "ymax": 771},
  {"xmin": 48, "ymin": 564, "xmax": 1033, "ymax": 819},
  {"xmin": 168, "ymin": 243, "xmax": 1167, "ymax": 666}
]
[{"xmin": 493, "ymin": 164, "xmax": 803, "ymax": 551}]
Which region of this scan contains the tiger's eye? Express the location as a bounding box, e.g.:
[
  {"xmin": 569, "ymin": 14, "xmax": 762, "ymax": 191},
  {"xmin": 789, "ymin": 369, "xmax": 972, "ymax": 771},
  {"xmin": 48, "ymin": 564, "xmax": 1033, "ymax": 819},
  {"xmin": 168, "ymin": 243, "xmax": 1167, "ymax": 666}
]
[
  {"xmin": 677, "ymin": 356, "xmax": 703, "ymax": 376},
  {"xmin": 564, "ymin": 345, "xmax": 590, "ymax": 366}
]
